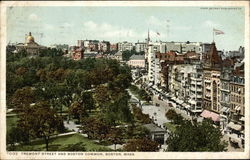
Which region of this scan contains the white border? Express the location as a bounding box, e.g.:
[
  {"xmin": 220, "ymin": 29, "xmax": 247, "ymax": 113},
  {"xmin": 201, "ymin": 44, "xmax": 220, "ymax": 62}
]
[{"xmin": 0, "ymin": 1, "xmax": 249, "ymax": 159}]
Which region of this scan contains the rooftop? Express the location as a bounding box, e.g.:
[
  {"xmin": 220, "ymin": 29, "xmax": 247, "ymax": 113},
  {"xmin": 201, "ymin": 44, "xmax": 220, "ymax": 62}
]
[
  {"xmin": 129, "ymin": 54, "xmax": 144, "ymax": 60},
  {"xmin": 143, "ymin": 123, "xmax": 167, "ymax": 133},
  {"xmin": 114, "ymin": 51, "xmax": 123, "ymax": 56}
]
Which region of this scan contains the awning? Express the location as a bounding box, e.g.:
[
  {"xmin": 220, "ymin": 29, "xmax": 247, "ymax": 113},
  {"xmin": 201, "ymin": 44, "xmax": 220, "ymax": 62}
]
[
  {"xmin": 172, "ymin": 97, "xmax": 177, "ymax": 101},
  {"xmin": 220, "ymin": 107, "xmax": 230, "ymax": 113},
  {"xmin": 227, "ymin": 122, "xmax": 242, "ymax": 131},
  {"xmin": 239, "ymin": 117, "xmax": 245, "ymax": 121},
  {"xmin": 236, "ymin": 106, "xmax": 241, "ymax": 111},
  {"xmin": 176, "ymin": 99, "xmax": 184, "ymax": 104},
  {"xmin": 200, "ymin": 110, "xmax": 220, "ymax": 122},
  {"xmin": 152, "ymin": 85, "xmax": 157, "ymax": 89},
  {"xmin": 188, "ymin": 99, "xmax": 196, "ymax": 105},
  {"xmin": 148, "ymin": 83, "xmax": 153, "ymax": 87},
  {"xmin": 185, "ymin": 105, "xmax": 191, "ymax": 109},
  {"xmin": 182, "ymin": 103, "xmax": 188, "ymax": 107}
]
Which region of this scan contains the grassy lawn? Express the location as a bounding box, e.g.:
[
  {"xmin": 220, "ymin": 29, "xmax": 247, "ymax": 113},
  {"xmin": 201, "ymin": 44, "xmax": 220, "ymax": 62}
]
[
  {"xmin": 164, "ymin": 122, "xmax": 176, "ymax": 133},
  {"xmin": 14, "ymin": 133, "xmax": 112, "ymax": 151},
  {"xmin": 6, "ymin": 115, "xmax": 18, "ymax": 132}
]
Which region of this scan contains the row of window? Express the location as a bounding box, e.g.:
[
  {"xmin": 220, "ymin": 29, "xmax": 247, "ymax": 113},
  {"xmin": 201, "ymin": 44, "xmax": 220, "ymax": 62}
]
[
  {"xmin": 230, "ymin": 94, "xmax": 244, "ymax": 104},
  {"xmin": 230, "ymin": 85, "xmax": 244, "ymax": 94}
]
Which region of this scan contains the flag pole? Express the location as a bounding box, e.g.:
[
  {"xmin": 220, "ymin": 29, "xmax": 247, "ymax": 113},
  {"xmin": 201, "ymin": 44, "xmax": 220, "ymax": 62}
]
[{"xmin": 212, "ymin": 28, "xmax": 214, "ymax": 43}]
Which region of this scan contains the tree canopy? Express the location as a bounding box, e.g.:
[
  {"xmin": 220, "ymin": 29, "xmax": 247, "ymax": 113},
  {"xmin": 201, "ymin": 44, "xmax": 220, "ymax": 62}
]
[{"xmin": 166, "ymin": 119, "xmax": 228, "ymax": 152}]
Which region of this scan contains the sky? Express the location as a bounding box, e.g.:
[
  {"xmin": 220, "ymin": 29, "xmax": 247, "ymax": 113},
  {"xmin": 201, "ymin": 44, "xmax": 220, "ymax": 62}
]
[{"xmin": 7, "ymin": 6, "xmax": 245, "ymax": 51}]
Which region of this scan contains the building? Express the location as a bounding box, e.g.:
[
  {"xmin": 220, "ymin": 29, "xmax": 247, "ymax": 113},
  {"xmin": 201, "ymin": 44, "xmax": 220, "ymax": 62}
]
[
  {"xmin": 15, "ymin": 32, "xmax": 46, "ymax": 55},
  {"xmin": 117, "ymin": 41, "xmax": 133, "ymax": 51},
  {"xmin": 84, "ymin": 51, "xmax": 98, "ymax": 59},
  {"xmin": 219, "ymin": 67, "xmax": 231, "ymax": 129},
  {"xmin": 135, "ymin": 41, "xmax": 147, "ymax": 53},
  {"xmin": 143, "ymin": 123, "xmax": 168, "ymax": 145},
  {"xmin": 98, "ymin": 41, "xmax": 110, "ymax": 53},
  {"xmin": 155, "ymin": 41, "xmax": 203, "ymax": 54},
  {"xmin": 230, "ymin": 63, "xmax": 244, "ymax": 121},
  {"xmin": 146, "ymin": 44, "xmax": 160, "ymax": 86},
  {"xmin": 72, "ymin": 47, "xmax": 84, "ymax": 60},
  {"xmin": 113, "ymin": 51, "xmax": 123, "ymax": 61},
  {"xmin": 127, "ymin": 54, "xmax": 145, "ymax": 68},
  {"xmin": 88, "ymin": 40, "xmax": 99, "ymax": 52},
  {"xmin": 110, "ymin": 43, "xmax": 118, "ymax": 52},
  {"xmin": 226, "ymin": 46, "xmax": 245, "ymax": 59},
  {"xmin": 219, "ymin": 58, "xmax": 235, "ymax": 129},
  {"xmin": 166, "ymin": 62, "xmax": 202, "ymax": 116},
  {"xmin": 188, "ymin": 64, "xmax": 203, "ymax": 115},
  {"xmin": 227, "ymin": 63, "xmax": 244, "ymax": 138},
  {"xmin": 202, "ymin": 42, "xmax": 222, "ymax": 114},
  {"xmin": 77, "ymin": 40, "xmax": 84, "ymax": 48}
]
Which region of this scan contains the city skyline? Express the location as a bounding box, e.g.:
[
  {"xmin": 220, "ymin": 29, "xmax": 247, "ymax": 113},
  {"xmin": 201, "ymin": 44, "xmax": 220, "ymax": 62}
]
[{"xmin": 7, "ymin": 6, "xmax": 245, "ymax": 51}]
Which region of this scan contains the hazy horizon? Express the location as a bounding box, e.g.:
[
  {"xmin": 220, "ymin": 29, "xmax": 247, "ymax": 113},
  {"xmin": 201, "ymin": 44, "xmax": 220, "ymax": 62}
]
[{"xmin": 7, "ymin": 6, "xmax": 245, "ymax": 51}]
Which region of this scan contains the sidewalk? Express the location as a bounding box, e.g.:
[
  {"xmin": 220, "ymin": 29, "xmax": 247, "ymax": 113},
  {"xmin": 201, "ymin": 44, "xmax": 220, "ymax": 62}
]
[{"xmin": 152, "ymin": 95, "xmax": 194, "ymax": 121}]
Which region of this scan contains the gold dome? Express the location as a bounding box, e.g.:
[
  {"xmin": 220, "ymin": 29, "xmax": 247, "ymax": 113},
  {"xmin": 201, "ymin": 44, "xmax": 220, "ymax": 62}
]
[{"xmin": 26, "ymin": 32, "xmax": 35, "ymax": 43}]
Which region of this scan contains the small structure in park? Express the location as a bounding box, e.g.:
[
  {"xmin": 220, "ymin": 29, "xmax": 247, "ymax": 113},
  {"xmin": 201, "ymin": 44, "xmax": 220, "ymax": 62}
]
[{"xmin": 143, "ymin": 123, "xmax": 168, "ymax": 145}]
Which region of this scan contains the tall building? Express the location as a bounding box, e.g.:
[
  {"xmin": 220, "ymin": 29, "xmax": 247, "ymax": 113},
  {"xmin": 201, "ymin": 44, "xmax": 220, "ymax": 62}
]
[
  {"xmin": 117, "ymin": 41, "xmax": 133, "ymax": 51},
  {"xmin": 77, "ymin": 40, "xmax": 84, "ymax": 48},
  {"xmin": 110, "ymin": 43, "xmax": 118, "ymax": 52},
  {"xmin": 203, "ymin": 42, "xmax": 222, "ymax": 113},
  {"xmin": 219, "ymin": 67, "xmax": 232, "ymax": 129},
  {"xmin": 135, "ymin": 41, "xmax": 147, "ymax": 53},
  {"xmin": 98, "ymin": 41, "xmax": 110, "ymax": 53},
  {"xmin": 230, "ymin": 63, "xmax": 245, "ymax": 121}
]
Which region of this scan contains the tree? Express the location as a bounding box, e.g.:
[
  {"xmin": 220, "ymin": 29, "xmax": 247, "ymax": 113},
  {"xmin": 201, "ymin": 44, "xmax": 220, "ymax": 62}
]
[
  {"xmin": 124, "ymin": 138, "xmax": 159, "ymax": 151},
  {"xmin": 7, "ymin": 127, "xmax": 29, "ymax": 150},
  {"xmin": 138, "ymin": 89, "xmax": 151, "ymax": 102},
  {"xmin": 11, "ymin": 87, "xmax": 36, "ymax": 112},
  {"xmin": 165, "ymin": 109, "xmax": 178, "ymax": 122},
  {"xmin": 166, "ymin": 119, "xmax": 228, "ymax": 151},
  {"xmin": 104, "ymin": 91, "xmax": 132, "ymax": 125},
  {"xmin": 122, "ymin": 50, "xmax": 144, "ymax": 61},
  {"xmin": 82, "ymin": 91, "xmax": 95, "ymax": 112},
  {"xmin": 133, "ymin": 126, "xmax": 150, "ymax": 138},
  {"xmin": 106, "ymin": 128, "xmax": 124, "ymax": 150},
  {"xmin": 80, "ymin": 117, "xmax": 110, "ymax": 141},
  {"xmin": 132, "ymin": 105, "xmax": 152, "ymax": 124},
  {"xmin": 93, "ymin": 85, "xmax": 111, "ymax": 110},
  {"xmin": 23, "ymin": 101, "xmax": 63, "ymax": 151},
  {"xmin": 69, "ymin": 101, "xmax": 86, "ymax": 124}
]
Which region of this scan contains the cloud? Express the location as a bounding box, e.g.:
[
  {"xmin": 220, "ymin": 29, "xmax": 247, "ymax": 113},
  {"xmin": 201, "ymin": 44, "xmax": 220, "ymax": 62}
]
[
  {"xmin": 82, "ymin": 21, "xmax": 144, "ymax": 41},
  {"xmin": 28, "ymin": 13, "xmax": 39, "ymax": 21},
  {"xmin": 147, "ymin": 16, "xmax": 162, "ymax": 26},
  {"xmin": 44, "ymin": 24, "xmax": 54, "ymax": 30},
  {"xmin": 60, "ymin": 22, "xmax": 74, "ymax": 28},
  {"xmin": 203, "ymin": 20, "xmax": 221, "ymax": 28},
  {"xmin": 83, "ymin": 21, "xmax": 97, "ymax": 30}
]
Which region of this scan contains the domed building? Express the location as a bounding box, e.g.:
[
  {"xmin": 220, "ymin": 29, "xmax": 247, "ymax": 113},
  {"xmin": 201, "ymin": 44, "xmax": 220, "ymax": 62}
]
[
  {"xmin": 15, "ymin": 32, "xmax": 46, "ymax": 55},
  {"xmin": 26, "ymin": 32, "xmax": 35, "ymax": 44}
]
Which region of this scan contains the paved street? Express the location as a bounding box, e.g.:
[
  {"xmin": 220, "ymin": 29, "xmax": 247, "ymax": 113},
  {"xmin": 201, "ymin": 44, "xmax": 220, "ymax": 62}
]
[
  {"xmin": 152, "ymin": 95, "xmax": 194, "ymax": 121},
  {"xmin": 141, "ymin": 104, "xmax": 170, "ymax": 128}
]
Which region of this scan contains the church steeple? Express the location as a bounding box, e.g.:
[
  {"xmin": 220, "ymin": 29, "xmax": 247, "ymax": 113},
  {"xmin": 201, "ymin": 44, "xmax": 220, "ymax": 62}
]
[{"xmin": 147, "ymin": 29, "xmax": 150, "ymax": 44}]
